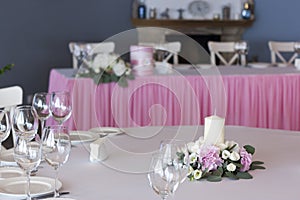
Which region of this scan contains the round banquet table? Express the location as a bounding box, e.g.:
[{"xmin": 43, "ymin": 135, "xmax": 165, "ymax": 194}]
[{"xmin": 2, "ymin": 125, "xmax": 300, "ymax": 200}]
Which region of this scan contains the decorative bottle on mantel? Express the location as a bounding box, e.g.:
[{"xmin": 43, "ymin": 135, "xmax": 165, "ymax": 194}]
[
  {"xmin": 241, "ymin": 0, "xmax": 254, "ymax": 19},
  {"xmin": 137, "ymin": 0, "xmax": 147, "ymax": 19},
  {"xmin": 241, "ymin": 2, "xmax": 251, "ymax": 19}
]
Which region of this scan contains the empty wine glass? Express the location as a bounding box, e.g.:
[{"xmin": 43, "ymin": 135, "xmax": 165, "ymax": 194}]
[
  {"xmin": 14, "ymin": 134, "xmax": 42, "ymax": 200},
  {"xmin": 147, "ymin": 152, "xmax": 181, "ymax": 200},
  {"xmin": 0, "ymin": 110, "xmax": 11, "ymax": 165},
  {"xmin": 32, "ymin": 92, "xmax": 51, "ymax": 135},
  {"xmin": 42, "ymin": 125, "xmax": 71, "ymax": 198},
  {"xmin": 50, "ymin": 91, "xmax": 72, "ymax": 126},
  {"xmin": 160, "ymin": 139, "xmax": 190, "ymax": 184},
  {"xmin": 13, "ymin": 106, "xmax": 39, "ymax": 141}
]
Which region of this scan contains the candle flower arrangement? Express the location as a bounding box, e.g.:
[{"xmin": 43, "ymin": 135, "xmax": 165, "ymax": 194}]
[
  {"xmin": 186, "ymin": 137, "xmax": 265, "ymax": 182},
  {"xmin": 76, "ymin": 53, "xmax": 134, "ymax": 87}
]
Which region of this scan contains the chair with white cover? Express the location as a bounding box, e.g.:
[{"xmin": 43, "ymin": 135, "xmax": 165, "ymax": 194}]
[
  {"xmin": 268, "ymin": 41, "xmax": 298, "ymax": 66},
  {"xmin": 69, "ymin": 42, "xmax": 115, "ymax": 68},
  {"xmin": 0, "ymin": 86, "xmax": 23, "ymax": 148},
  {"xmin": 208, "ymin": 41, "xmax": 247, "ymax": 66},
  {"xmin": 139, "ymin": 41, "xmax": 181, "ymax": 64}
]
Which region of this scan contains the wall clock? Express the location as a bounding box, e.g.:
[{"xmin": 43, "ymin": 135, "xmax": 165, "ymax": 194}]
[{"xmin": 188, "ymin": 0, "xmax": 210, "ymax": 17}]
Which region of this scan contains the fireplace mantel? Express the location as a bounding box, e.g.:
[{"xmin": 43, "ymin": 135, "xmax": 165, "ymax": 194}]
[
  {"xmin": 131, "ymin": 18, "xmax": 255, "ymax": 41},
  {"xmin": 132, "ymin": 18, "xmax": 254, "ymax": 28}
]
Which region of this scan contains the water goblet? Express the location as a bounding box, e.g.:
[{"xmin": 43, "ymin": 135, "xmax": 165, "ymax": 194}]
[
  {"xmin": 13, "ymin": 105, "xmax": 39, "ymax": 141},
  {"xmin": 42, "ymin": 125, "xmax": 71, "ymax": 198},
  {"xmin": 32, "ymin": 92, "xmax": 51, "ymax": 135},
  {"xmin": 14, "ymin": 134, "xmax": 42, "ymax": 200},
  {"xmin": 147, "ymin": 152, "xmax": 181, "ymax": 200},
  {"xmin": 50, "ymin": 91, "xmax": 72, "ymax": 126},
  {"xmin": 159, "ymin": 139, "xmax": 190, "ymax": 184},
  {"xmin": 0, "ymin": 110, "xmax": 11, "ymax": 165}
]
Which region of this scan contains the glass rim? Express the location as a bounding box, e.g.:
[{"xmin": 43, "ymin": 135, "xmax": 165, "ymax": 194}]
[
  {"xmin": 51, "ymin": 91, "xmax": 70, "ymax": 95},
  {"xmin": 33, "ymin": 92, "xmax": 51, "ymax": 96},
  {"xmin": 44, "ymin": 125, "xmax": 68, "ymax": 130},
  {"xmin": 15, "ymin": 105, "xmax": 34, "ymax": 110}
]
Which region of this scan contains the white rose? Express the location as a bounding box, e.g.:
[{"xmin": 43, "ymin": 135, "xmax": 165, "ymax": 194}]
[
  {"xmin": 229, "ymin": 151, "xmax": 240, "ymax": 161},
  {"xmin": 226, "ymin": 163, "xmax": 236, "ymax": 172},
  {"xmin": 189, "ymin": 153, "xmax": 198, "ymax": 164},
  {"xmin": 113, "ymin": 61, "xmax": 126, "ymax": 76},
  {"xmin": 187, "ymin": 166, "xmax": 194, "ymax": 176},
  {"xmin": 217, "ymin": 143, "xmax": 228, "ymax": 151},
  {"xmin": 193, "ymin": 169, "xmax": 203, "ymax": 180},
  {"xmin": 222, "ymin": 150, "xmax": 230, "ymax": 159},
  {"xmin": 225, "ymin": 140, "xmax": 240, "ymax": 152},
  {"xmin": 92, "ymin": 53, "xmax": 118, "ymax": 70},
  {"xmin": 125, "ymin": 68, "xmax": 131, "ymax": 75},
  {"xmin": 195, "ymin": 136, "xmax": 205, "ymax": 147},
  {"xmin": 187, "ymin": 142, "xmax": 199, "ymax": 153}
]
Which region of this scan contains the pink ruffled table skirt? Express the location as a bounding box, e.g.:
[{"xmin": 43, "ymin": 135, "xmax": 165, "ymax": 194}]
[{"xmin": 48, "ymin": 67, "xmax": 300, "ymax": 131}]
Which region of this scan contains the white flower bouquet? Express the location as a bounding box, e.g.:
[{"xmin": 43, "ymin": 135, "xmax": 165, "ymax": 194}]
[
  {"xmin": 186, "ymin": 137, "xmax": 265, "ymax": 182},
  {"xmin": 76, "ymin": 53, "xmax": 134, "ymax": 87}
]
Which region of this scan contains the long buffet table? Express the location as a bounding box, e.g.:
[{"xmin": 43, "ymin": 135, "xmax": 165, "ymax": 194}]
[
  {"xmin": 48, "ymin": 65, "xmax": 300, "ymax": 131},
  {"xmin": 25, "ymin": 126, "xmax": 300, "ymax": 200}
]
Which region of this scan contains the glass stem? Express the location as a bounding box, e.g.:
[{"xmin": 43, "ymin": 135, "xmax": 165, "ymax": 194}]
[
  {"xmin": 54, "ymin": 167, "xmax": 59, "ymax": 197},
  {"xmin": 0, "ymin": 141, "xmax": 2, "ymax": 167},
  {"xmin": 40, "ymin": 120, "xmax": 45, "ymax": 137},
  {"xmin": 26, "ymin": 171, "xmax": 31, "ymax": 200}
]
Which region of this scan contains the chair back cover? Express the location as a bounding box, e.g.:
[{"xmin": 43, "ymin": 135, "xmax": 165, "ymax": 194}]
[
  {"xmin": 0, "ymin": 85, "xmax": 23, "ymax": 148},
  {"xmin": 268, "ymin": 41, "xmax": 298, "ymax": 65},
  {"xmin": 69, "ymin": 42, "xmax": 115, "ymax": 68}
]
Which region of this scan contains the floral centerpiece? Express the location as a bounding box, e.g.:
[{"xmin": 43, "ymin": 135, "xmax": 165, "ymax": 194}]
[
  {"xmin": 186, "ymin": 137, "xmax": 265, "ymax": 182},
  {"xmin": 76, "ymin": 53, "xmax": 134, "ymax": 87}
]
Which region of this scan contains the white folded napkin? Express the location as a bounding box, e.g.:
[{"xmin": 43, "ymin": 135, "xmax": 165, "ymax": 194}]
[{"xmin": 89, "ymin": 138, "xmax": 108, "ymax": 162}]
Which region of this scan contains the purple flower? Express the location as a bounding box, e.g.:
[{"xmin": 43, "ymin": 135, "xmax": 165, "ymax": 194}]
[
  {"xmin": 199, "ymin": 145, "xmax": 223, "ymax": 171},
  {"xmin": 240, "ymin": 147, "xmax": 252, "ymax": 172}
]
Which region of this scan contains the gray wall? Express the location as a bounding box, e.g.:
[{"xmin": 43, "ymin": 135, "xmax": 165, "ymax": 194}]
[
  {"xmin": 244, "ymin": 0, "xmax": 300, "ymax": 62},
  {"xmin": 0, "ymin": 0, "xmax": 133, "ymax": 101},
  {"xmin": 0, "ymin": 0, "xmax": 299, "ymax": 101}
]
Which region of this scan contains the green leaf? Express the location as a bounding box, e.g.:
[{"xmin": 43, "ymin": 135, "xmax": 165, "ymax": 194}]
[
  {"xmin": 234, "ymin": 163, "xmax": 243, "ymax": 168},
  {"xmin": 118, "ymin": 76, "xmax": 128, "ymax": 87},
  {"xmin": 212, "ymin": 170, "xmax": 222, "ymax": 177},
  {"xmin": 0, "ymin": 63, "xmax": 14, "ymax": 75},
  {"xmin": 206, "ymin": 175, "xmax": 222, "ymax": 182},
  {"xmin": 236, "ymin": 172, "xmax": 253, "ymax": 179},
  {"xmin": 244, "ymin": 145, "xmax": 255, "ymax": 154},
  {"xmin": 250, "ymin": 165, "xmax": 266, "ymax": 170},
  {"xmin": 252, "ymin": 161, "xmax": 264, "ymax": 165},
  {"xmin": 126, "ymin": 73, "xmax": 135, "ymax": 80},
  {"xmin": 217, "ymin": 166, "xmax": 224, "ymax": 175},
  {"xmin": 225, "ymin": 172, "xmax": 239, "ymax": 180},
  {"xmin": 110, "ymin": 74, "xmax": 119, "ymax": 82}
]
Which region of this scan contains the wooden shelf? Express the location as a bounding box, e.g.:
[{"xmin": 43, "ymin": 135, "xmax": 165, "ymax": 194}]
[{"xmin": 131, "ymin": 18, "xmax": 255, "ymax": 29}]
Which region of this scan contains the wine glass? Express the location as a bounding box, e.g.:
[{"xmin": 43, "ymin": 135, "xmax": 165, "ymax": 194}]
[
  {"xmin": 42, "ymin": 125, "xmax": 71, "ymax": 198},
  {"xmin": 13, "ymin": 105, "xmax": 39, "ymax": 141},
  {"xmin": 50, "ymin": 91, "xmax": 72, "ymax": 126},
  {"xmin": 0, "ymin": 110, "xmax": 11, "ymax": 165},
  {"xmin": 159, "ymin": 139, "xmax": 190, "ymax": 184},
  {"xmin": 147, "ymin": 152, "xmax": 181, "ymax": 200},
  {"xmin": 14, "ymin": 134, "xmax": 42, "ymax": 200},
  {"xmin": 32, "ymin": 92, "xmax": 51, "ymax": 135}
]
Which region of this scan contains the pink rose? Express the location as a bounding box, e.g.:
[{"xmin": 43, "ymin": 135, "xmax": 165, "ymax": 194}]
[
  {"xmin": 199, "ymin": 145, "xmax": 223, "ymax": 171},
  {"xmin": 240, "ymin": 147, "xmax": 252, "ymax": 172}
]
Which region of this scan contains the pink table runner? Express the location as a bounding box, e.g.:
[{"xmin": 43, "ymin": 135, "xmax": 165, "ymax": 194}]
[{"xmin": 48, "ymin": 67, "xmax": 300, "ymax": 131}]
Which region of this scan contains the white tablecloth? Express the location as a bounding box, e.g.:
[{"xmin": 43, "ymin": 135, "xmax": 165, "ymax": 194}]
[{"xmin": 25, "ymin": 125, "xmax": 300, "ymax": 200}]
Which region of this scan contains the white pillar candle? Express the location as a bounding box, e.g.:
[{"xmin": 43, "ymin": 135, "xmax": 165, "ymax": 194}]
[{"xmin": 204, "ymin": 115, "xmax": 225, "ymax": 145}]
